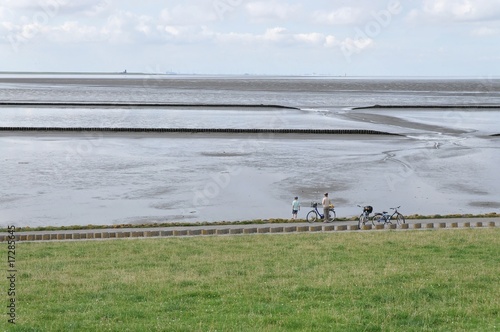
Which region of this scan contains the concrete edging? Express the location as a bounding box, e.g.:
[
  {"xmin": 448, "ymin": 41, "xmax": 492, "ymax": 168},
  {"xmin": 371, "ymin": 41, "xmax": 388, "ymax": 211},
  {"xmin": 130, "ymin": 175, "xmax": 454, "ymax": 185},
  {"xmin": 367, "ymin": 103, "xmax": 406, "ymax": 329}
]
[{"xmin": 1, "ymin": 221, "xmax": 497, "ymax": 242}]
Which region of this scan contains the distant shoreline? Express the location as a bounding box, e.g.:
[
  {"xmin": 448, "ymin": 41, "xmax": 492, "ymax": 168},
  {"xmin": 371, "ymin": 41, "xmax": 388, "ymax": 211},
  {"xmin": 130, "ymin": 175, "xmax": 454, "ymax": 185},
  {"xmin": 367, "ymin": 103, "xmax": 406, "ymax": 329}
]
[
  {"xmin": 0, "ymin": 71, "xmax": 159, "ymax": 76},
  {"xmin": 1, "ymin": 71, "xmax": 500, "ymax": 80}
]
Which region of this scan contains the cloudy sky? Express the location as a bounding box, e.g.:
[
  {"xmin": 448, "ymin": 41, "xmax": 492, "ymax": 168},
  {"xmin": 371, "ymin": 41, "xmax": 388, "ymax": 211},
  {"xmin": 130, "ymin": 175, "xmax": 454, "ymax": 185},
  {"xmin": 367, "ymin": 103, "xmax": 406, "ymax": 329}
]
[{"xmin": 1, "ymin": 0, "xmax": 500, "ymax": 76}]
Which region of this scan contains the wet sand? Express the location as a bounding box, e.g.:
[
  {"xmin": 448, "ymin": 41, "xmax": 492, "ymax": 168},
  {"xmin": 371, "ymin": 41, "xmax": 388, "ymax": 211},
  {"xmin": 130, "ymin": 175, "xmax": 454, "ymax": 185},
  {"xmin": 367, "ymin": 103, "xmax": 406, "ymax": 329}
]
[
  {"xmin": 1, "ymin": 76, "xmax": 499, "ymax": 227},
  {"xmin": 1, "ymin": 122, "xmax": 499, "ymax": 227}
]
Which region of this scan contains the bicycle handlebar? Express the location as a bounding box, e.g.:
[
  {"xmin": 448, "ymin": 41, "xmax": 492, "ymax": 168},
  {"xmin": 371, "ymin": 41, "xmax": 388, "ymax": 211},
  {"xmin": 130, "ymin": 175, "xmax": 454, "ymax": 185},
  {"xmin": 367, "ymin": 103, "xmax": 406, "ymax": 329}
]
[{"xmin": 390, "ymin": 206, "xmax": 401, "ymax": 210}]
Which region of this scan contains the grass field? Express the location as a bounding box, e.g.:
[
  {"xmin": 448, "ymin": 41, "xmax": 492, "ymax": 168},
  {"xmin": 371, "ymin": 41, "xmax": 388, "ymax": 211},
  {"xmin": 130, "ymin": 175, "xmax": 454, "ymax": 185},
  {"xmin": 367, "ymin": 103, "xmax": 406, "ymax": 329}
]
[{"xmin": 3, "ymin": 229, "xmax": 499, "ymax": 331}]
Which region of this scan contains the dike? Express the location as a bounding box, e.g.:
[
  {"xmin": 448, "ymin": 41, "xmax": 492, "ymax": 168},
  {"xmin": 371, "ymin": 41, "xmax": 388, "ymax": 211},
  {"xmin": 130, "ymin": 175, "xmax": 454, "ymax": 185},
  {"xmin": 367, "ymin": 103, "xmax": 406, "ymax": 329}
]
[{"xmin": 1, "ymin": 220, "xmax": 497, "ymax": 243}]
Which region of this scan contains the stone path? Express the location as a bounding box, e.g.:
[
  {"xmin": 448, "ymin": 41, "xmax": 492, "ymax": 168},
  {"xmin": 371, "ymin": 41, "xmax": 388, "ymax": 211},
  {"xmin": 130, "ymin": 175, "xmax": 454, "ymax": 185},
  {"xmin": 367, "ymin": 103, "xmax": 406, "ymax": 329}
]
[{"xmin": 1, "ymin": 218, "xmax": 498, "ymax": 242}]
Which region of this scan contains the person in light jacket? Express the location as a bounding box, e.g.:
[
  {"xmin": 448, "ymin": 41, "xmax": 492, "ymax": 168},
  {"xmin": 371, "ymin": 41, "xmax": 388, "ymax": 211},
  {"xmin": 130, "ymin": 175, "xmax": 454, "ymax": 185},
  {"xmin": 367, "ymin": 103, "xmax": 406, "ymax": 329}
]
[
  {"xmin": 291, "ymin": 197, "xmax": 300, "ymax": 220},
  {"xmin": 322, "ymin": 193, "xmax": 332, "ymax": 222}
]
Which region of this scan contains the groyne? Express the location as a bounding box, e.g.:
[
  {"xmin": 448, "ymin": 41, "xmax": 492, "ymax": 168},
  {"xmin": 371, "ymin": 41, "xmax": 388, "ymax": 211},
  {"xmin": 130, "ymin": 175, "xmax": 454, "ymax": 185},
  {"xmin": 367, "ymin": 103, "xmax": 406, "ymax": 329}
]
[
  {"xmin": 0, "ymin": 101, "xmax": 300, "ymax": 110},
  {"xmin": 353, "ymin": 104, "xmax": 500, "ymax": 110},
  {"xmin": 0, "ymin": 127, "xmax": 402, "ymax": 136}
]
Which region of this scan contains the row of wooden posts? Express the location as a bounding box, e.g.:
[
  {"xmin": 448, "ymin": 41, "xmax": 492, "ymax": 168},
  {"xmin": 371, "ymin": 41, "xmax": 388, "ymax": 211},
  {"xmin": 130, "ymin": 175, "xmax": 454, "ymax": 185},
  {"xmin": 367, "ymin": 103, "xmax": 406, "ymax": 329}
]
[{"xmin": 0, "ymin": 127, "xmax": 400, "ymax": 135}]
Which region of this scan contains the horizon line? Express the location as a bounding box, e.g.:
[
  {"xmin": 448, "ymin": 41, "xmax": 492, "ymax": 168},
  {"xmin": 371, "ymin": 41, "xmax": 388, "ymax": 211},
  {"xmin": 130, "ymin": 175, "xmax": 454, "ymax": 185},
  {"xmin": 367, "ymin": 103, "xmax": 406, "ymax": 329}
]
[{"xmin": 0, "ymin": 71, "xmax": 499, "ymax": 79}]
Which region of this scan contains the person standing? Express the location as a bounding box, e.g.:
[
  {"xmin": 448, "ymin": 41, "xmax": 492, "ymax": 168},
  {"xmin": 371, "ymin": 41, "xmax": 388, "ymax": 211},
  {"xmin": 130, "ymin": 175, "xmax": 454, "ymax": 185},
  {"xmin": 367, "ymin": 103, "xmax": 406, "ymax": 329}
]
[
  {"xmin": 322, "ymin": 193, "xmax": 332, "ymax": 222},
  {"xmin": 291, "ymin": 196, "xmax": 300, "ymax": 220}
]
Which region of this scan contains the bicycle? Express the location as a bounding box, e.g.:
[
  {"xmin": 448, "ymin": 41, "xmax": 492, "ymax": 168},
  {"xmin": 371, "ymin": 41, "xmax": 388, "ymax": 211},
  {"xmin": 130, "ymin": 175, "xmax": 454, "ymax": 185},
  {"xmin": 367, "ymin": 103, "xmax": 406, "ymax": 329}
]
[
  {"xmin": 371, "ymin": 206, "xmax": 405, "ymax": 226},
  {"xmin": 357, "ymin": 205, "xmax": 373, "ymax": 229},
  {"xmin": 306, "ymin": 202, "xmax": 336, "ymax": 223}
]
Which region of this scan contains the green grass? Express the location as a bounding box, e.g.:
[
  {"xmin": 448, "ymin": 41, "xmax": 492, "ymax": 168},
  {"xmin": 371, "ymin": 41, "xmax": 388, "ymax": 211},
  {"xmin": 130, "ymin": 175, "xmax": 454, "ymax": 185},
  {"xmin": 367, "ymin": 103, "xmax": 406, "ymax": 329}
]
[{"xmin": 4, "ymin": 229, "xmax": 499, "ymax": 331}]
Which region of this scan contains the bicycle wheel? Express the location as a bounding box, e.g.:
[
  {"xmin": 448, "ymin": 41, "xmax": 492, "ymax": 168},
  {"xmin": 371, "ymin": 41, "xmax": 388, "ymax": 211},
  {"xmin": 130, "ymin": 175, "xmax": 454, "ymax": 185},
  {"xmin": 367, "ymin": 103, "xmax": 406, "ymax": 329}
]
[
  {"xmin": 329, "ymin": 210, "xmax": 336, "ymax": 222},
  {"xmin": 396, "ymin": 213, "xmax": 405, "ymax": 225},
  {"xmin": 306, "ymin": 211, "xmax": 318, "ymax": 223},
  {"xmin": 371, "ymin": 213, "xmax": 384, "ymax": 226},
  {"xmin": 358, "ymin": 214, "xmax": 367, "ymax": 229}
]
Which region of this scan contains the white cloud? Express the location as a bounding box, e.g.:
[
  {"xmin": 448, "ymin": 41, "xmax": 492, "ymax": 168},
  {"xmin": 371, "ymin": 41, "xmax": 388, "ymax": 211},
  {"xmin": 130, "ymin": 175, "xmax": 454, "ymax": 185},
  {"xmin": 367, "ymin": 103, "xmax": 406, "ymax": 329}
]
[
  {"xmin": 421, "ymin": 0, "xmax": 500, "ymax": 21},
  {"xmin": 83, "ymin": 0, "xmax": 112, "ymax": 17},
  {"xmin": 49, "ymin": 21, "xmax": 100, "ymax": 42},
  {"xmin": 294, "ymin": 32, "xmax": 324, "ymax": 45},
  {"xmin": 340, "ymin": 37, "xmax": 374, "ymax": 53},
  {"xmin": 89, "ymin": 11, "xmax": 205, "ymax": 43},
  {"xmin": 263, "ymin": 26, "xmax": 287, "ymax": 42},
  {"xmin": 313, "ymin": 6, "xmax": 364, "ymax": 25},
  {"xmin": 1, "ymin": 0, "xmax": 46, "ymax": 9},
  {"xmin": 2, "ymin": 0, "xmax": 498, "ymax": 75},
  {"xmin": 214, "ymin": 27, "xmax": 289, "ymax": 44},
  {"xmin": 1, "ymin": 1, "xmax": 375, "ymax": 55},
  {"xmin": 245, "ymin": 1, "xmax": 301, "ymax": 20},
  {"xmin": 293, "ymin": 32, "xmax": 343, "ymax": 48},
  {"xmin": 1, "ymin": 0, "xmax": 110, "ymax": 16},
  {"xmin": 157, "ymin": 24, "xmax": 210, "ymax": 43},
  {"xmin": 212, "ymin": 26, "xmax": 355, "ymax": 52},
  {"xmin": 99, "ymin": 12, "xmax": 129, "ymax": 42},
  {"xmin": 1, "ymin": 21, "xmax": 15, "ymax": 31},
  {"xmin": 324, "ymin": 35, "xmax": 339, "ymax": 48},
  {"xmin": 106, "ymin": 12, "xmax": 161, "ymax": 42},
  {"xmin": 214, "ymin": 31, "xmax": 255, "ymax": 44},
  {"xmin": 162, "ymin": 25, "xmax": 181, "ymax": 37},
  {"xmin": 134, "ymin": 15, "xmax": 154, "ymax": 36},
  {"xmin": 160, "ymin": 4, "xmax": 218, "ymax": 25}
]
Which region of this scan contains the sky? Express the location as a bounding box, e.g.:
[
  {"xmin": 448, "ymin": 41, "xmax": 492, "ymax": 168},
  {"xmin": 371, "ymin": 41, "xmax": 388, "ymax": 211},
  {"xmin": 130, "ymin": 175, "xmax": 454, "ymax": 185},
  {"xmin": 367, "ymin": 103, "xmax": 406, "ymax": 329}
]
[{"xmin": 1, "ymin": 0, "xmax": 500, "ymax": 76}]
